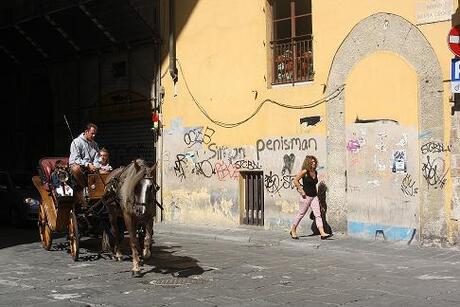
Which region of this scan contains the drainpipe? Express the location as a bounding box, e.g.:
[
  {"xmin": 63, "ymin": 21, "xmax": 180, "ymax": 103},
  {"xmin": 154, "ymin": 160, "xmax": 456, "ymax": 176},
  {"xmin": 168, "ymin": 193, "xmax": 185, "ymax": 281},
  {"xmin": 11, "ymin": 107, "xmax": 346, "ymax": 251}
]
[{"xmin": 169, "ymin": 0, "xmax": 178, "ymax": 83}]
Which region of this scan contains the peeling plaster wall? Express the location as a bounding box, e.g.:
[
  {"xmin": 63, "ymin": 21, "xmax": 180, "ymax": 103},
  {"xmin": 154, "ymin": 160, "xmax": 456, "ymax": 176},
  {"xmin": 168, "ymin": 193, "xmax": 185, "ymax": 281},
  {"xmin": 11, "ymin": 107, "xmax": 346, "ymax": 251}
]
[
  {"xmin": 162, "ymin": 119, "xmax": 242, "ymax": 225},
  {"xmin": 160, "ymin": 3, "xmax": 454, "ymax": 243},
  {"xmin": 254, "ymin": 133, "xmax": 326, "ymax": 231},
  {"xmin": 162, "ymin": 118, "xmax": 326, "ymax": 231},
  {"xmin": 346, "ymin": 123, "xmax": 420, "ymax": 241},
  {"xmin": 326, "ymin": 13, "xmax": 444, "ymax": 242}
]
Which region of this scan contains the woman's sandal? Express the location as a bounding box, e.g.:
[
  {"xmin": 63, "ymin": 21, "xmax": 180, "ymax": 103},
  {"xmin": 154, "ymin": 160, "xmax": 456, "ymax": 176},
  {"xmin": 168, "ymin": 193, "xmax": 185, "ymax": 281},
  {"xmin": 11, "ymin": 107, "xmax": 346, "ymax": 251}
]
[
  {"xmin": 321, "ymin": 234, "xmax": 333, "ymax": 240},
  {"xmin": 290, "ymin": 231, "xmax": 299, "ymax": 240}
]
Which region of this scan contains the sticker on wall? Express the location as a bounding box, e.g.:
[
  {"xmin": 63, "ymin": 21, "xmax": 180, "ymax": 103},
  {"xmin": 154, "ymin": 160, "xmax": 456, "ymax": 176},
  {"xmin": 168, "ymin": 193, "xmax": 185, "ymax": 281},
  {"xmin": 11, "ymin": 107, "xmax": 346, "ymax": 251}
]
[
  {"xmin": 392, "ymin": 149, "xmax": 407, "ymax": 173},
  {"xmin": 346, "ymin": 133, "xmax": 365, "ymax": 153},
  {"xmin": 347, "ymin": 138, "xmax": 361, "ymax": 153}
]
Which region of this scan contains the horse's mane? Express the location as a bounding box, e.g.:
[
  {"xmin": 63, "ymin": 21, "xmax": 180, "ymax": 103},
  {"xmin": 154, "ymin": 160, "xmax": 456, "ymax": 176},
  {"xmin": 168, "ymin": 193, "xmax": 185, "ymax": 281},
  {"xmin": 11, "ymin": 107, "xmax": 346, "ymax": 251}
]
[{"xmin": 119, "ymin": 159, "xmax": 147, "ymax": 208}]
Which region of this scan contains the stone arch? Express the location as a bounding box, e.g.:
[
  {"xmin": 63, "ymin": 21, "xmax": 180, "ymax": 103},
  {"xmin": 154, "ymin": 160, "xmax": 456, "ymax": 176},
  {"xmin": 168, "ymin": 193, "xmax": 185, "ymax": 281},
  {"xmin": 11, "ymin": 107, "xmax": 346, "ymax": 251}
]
[{"xmin": 325, "ymin": 13, "xmax": 444, "ymax": 241}]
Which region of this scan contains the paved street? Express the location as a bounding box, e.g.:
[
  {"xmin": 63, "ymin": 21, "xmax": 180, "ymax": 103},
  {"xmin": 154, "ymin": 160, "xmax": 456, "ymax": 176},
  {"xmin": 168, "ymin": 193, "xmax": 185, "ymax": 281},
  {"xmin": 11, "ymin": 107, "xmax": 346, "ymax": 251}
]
[{"xmin": 1, "ymin": 223, "xmax": 460, "ymax": 306}]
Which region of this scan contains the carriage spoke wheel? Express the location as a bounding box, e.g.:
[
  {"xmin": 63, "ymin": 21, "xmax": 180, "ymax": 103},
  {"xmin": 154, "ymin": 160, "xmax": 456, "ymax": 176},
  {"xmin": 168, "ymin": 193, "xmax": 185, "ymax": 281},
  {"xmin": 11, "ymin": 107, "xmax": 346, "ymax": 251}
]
[
  {"xmin": 68, "ymin": 211, "xmax": 79, "ymax": 261},
  {"xmin": 38, "ymin": 204, "xmax": 52, "ymax": 250}
]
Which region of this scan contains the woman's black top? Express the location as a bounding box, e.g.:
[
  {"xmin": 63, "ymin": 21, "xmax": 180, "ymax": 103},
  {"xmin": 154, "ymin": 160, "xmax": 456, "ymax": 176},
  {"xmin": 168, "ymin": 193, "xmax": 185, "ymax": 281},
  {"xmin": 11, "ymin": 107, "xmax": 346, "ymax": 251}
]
[{"xmin": 302, "ymin": 170, "xmax": 318, "ymax": 197}]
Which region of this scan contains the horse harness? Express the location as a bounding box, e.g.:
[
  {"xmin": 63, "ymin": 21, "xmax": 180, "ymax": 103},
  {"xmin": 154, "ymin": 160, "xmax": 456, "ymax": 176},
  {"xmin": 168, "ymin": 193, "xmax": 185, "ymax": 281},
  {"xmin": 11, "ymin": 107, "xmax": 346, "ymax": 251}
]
[{"xmin": 88, "ymin": 166, "xmax": 163, "ymax": 219}]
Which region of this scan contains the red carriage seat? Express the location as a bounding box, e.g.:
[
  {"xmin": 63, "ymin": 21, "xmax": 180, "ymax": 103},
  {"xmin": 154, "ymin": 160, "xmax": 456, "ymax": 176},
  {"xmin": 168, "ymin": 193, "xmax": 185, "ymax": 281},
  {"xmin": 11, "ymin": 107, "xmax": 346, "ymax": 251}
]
[{"xmin": 39, "ymin": 157, "xmax": 69, "ymax": 190}]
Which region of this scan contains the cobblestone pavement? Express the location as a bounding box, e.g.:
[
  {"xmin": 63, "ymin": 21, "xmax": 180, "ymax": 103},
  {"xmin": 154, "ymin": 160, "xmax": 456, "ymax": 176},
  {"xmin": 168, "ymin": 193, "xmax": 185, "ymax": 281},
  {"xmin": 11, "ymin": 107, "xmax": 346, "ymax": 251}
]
[{"xmin": 1, "ymin": 223, "xmax": 460, "ymax": 306}]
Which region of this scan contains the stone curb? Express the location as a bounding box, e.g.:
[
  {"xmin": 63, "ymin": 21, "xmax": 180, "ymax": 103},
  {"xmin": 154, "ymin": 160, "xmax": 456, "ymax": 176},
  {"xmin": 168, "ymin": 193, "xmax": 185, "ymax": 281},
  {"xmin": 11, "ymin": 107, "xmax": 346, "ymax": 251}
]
[
  {"xmin": 155, "ymin": 222, "xmax": 327, "ymax": 249},
  {"xmin": 154, "ymin": 222, "xmax": 460, "ymax": 255}
]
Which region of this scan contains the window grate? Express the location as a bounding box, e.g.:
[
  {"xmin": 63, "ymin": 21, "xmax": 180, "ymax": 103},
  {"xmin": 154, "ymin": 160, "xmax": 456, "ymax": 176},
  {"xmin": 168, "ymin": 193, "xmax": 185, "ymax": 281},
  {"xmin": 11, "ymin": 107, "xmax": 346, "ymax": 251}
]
[
  {"xmin": 270, "ymin": 0, "xmax": 313, "ymax": 85},
  {"xmin": 241, "ymin": 171, "xmax": 264, "ymax": 226},
  {"xmin": 272, "ymin": 38, "xmax": 313, "ymax": 84}
]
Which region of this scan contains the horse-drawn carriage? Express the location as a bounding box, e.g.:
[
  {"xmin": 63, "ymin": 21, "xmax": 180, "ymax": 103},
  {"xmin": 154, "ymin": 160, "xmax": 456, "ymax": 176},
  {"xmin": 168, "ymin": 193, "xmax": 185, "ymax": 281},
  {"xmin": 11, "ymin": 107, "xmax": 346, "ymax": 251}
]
[{"xmin": 32, "ymin": 157, "xmax": 160, "ymax": 277}]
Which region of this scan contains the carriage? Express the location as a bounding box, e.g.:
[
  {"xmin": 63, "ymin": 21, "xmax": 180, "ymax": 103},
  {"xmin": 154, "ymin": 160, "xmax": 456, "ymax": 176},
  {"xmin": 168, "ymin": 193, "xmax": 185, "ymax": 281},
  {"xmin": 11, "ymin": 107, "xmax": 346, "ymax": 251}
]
[
  {"xmin": 32, "ymin": 157, "xmax": 160, "ymax": 276},
  {"xmin": 31, "ymin": 157, "xmax": 109, "ymax": 261}
]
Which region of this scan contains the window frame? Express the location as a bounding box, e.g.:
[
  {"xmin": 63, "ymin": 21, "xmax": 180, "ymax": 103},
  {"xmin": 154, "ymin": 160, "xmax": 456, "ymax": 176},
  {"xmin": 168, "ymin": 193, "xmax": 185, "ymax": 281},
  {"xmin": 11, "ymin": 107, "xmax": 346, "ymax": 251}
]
[{"xmin": 269, "ymin": 0, "xmax": 314, "ymax": 85}]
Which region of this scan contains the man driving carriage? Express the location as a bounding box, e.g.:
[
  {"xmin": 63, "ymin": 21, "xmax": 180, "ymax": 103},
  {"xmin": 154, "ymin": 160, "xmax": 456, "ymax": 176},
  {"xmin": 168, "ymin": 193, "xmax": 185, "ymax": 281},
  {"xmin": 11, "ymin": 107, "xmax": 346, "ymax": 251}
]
[
  {"xmin": 69, "ymin": 123, "xmax": 102, "ymax": 206},
  {"xmin": 33, "ymin": 124, "xmax": 160, "ymax": 275}
]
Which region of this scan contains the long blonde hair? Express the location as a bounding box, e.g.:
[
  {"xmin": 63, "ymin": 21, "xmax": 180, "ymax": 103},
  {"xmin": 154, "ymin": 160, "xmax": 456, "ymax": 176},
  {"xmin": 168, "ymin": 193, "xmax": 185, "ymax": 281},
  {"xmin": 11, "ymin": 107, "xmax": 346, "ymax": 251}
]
[{"xmin": 301, "ymin": 155, "xmax": 318, "ymax": 172}]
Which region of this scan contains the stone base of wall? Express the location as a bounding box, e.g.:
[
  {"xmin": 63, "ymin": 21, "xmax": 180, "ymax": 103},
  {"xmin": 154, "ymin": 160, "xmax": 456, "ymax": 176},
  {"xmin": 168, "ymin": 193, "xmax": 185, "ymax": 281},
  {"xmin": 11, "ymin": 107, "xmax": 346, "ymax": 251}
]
[{"xmin": 450, "ymin": 113, "xmax": 460, "ymax": 243}]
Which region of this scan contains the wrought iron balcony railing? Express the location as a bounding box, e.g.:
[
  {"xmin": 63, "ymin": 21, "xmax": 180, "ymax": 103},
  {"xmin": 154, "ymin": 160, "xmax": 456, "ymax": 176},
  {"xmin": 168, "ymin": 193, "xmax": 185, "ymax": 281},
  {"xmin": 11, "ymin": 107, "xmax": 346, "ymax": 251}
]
[{"xmin": 272, "ymin": 38, "xmax": 313, "ymax": 85}]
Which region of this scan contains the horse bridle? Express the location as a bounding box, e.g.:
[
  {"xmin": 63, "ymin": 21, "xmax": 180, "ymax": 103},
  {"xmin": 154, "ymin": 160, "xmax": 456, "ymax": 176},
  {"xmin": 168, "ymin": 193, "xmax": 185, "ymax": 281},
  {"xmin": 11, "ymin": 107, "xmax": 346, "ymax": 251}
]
[{"xmin": 106, "ymin": 163, "xmax": 163, "ymax": 210}]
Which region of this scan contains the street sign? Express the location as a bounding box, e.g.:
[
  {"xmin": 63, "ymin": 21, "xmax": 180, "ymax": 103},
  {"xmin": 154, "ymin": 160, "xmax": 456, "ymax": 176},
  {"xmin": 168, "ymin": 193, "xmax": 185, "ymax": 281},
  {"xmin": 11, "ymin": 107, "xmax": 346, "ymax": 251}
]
[
  {"xmin": 448, "ymin": 26, "xmax": 460, "ymax": 57},
  {"xmin": 452, "ymin": 58, "xmax": 460, "ymax": 93}
]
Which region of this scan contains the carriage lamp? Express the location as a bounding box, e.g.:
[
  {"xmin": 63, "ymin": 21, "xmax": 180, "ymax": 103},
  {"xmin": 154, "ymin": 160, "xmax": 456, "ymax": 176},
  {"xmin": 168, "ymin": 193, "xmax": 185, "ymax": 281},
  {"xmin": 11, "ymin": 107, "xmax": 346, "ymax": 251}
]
[{"xmin": 24, "ymin": 197, "xmax": 39, "ymax": 206}]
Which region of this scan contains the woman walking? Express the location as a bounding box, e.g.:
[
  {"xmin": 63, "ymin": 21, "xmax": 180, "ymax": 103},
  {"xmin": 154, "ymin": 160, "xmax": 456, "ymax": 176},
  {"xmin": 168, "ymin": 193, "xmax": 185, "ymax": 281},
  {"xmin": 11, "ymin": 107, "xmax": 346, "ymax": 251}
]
[{"xmin": 290, "ymin": 155, "xmax": 332, "ymax": 240}]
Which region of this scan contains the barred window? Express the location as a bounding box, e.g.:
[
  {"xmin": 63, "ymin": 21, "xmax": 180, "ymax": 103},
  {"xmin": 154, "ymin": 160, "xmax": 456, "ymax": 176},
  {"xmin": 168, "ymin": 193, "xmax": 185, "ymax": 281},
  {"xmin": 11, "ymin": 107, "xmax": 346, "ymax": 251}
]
[{"xmin": 270, "ymin": 0, "xmax": 313, "ymax": 85}]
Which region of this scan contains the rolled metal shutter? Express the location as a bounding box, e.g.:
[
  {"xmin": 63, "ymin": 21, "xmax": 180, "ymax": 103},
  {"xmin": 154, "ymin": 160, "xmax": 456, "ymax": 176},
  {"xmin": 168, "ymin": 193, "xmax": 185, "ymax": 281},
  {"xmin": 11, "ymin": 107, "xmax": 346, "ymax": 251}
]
[{"xmin": 96, "ymin": 119, "xmax": 155, "ymax": 168}]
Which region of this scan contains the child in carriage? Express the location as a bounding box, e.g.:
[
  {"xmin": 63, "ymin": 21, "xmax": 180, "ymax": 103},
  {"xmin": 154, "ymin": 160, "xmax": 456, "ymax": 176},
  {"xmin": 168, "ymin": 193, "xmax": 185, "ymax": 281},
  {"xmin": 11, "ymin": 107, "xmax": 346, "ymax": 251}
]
[{"xmin": 98, "ymin": 147, "xmax": 113, "ymax": 174}]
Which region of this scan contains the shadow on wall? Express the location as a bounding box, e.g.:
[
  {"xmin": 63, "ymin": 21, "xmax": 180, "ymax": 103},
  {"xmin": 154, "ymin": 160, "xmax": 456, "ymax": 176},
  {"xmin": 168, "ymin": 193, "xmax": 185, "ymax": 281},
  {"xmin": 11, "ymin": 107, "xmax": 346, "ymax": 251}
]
[{"xmin": 160, "ymin": 0, "xmax": 199, "ymax": 68}]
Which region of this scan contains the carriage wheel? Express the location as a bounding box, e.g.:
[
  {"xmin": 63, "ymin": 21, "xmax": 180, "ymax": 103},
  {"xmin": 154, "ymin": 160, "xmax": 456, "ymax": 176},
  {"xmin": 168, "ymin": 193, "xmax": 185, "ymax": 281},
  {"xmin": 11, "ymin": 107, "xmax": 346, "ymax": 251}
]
[
  {"xmin": 38, "ymin": 204, "xmax": 52, "ymax": 250},
  {"xmin": 68, "ymin": 211, "xmax": 79, "ymax": 261}
]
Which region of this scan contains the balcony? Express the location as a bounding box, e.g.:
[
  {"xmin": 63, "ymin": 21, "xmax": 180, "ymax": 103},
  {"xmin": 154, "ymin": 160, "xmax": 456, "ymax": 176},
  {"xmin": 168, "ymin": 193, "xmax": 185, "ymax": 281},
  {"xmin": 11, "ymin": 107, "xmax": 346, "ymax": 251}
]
[{"xmin": 272, "ymin": 38, "xmax": 313, "ymax": 85}]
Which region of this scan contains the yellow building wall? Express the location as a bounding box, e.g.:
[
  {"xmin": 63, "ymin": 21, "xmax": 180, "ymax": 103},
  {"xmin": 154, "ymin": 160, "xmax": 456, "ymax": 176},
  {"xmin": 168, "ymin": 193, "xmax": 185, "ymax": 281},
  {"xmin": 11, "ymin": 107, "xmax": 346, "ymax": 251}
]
[
  {"xmin": 159, "ymin": 0, "xmax": 456, "ymax": 240},
  {"xmin": 162, "ymin": 0, "xmax": 325, "ymax": 143},
  {"xmin": 162, "ymin": 0, "xmax": 452, "ymax": 143},
  {"xmin": 345, "ymin": 52, "xmax": 418, "ymax": 126}
]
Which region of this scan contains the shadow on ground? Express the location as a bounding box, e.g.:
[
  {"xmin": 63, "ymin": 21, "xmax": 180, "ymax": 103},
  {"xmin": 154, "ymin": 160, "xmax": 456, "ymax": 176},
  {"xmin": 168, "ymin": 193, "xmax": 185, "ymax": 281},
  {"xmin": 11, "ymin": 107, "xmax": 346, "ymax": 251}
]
[
  {"xmin": 142, "ymin": 245, "xmax": 206, "ymax": 277},
  {"xmin": 47, "ymin": 234, "xmax": 207, "ymax": 278},
  {"xmin": 0, "ymin": 224, "xmax": 40, "ymax": 249},
  {"xmin": 0, "ymin": 223, "xmax": 207, "ymax": 279}
]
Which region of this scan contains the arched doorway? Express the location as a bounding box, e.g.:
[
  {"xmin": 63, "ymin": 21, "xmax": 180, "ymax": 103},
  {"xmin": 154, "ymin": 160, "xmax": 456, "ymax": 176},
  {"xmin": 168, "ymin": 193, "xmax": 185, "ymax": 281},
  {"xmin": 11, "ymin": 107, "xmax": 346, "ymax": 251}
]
[
  {"xmin": 325, "ymin": 13, "xmax": 444, "ymax": 242},
  {"xmin": 345, "ymin": 52, "xmax": 419, "ymax": 240}
]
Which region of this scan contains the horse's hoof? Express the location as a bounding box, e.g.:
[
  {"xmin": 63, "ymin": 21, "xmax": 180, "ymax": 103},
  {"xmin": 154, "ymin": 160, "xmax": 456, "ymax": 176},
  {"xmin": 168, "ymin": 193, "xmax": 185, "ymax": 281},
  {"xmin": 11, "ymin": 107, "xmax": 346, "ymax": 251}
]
[
  {"xmin": 131, "ymin": 270, "xmax": 142, "ymax": 278},
  {"xmin": 143, "ymin": 250, "xmax": 151, "ymax": 260},
  {"xmin": 115, "ymin": 256, "xmax": 123, "ymax": 262}
]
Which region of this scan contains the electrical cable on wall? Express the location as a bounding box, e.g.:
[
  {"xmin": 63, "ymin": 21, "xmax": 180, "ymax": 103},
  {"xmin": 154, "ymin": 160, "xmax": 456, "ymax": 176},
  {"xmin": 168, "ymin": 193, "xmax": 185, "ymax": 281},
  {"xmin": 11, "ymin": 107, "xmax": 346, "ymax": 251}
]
[
  {"xmin": 175, "ymin": 58, "xmax": 345, "ymax": 129},
  {"xmin": 160, "ymin": 69, "xmax": 168, "ymax": 79}
]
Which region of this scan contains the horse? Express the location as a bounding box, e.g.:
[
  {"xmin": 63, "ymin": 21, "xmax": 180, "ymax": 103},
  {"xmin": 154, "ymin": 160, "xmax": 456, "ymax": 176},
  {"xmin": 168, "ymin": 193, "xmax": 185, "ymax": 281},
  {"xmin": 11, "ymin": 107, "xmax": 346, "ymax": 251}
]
[{"xmin": 102, "ymin": 159, "xmax": 159, "ymax": 277}]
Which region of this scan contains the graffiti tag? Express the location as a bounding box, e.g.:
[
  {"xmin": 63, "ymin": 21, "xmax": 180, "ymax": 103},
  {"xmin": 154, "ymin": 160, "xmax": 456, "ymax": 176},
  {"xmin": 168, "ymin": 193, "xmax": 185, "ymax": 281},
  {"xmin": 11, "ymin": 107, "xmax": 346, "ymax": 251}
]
[
  {"xmin": 282, "ymin": 153, "xmax": 295, "ymax": 174},
  {"xmin": 401, "ymin": 174, "xmax": 418, "ymax": 197},
  {"xmin": 264, "ymin": 171, "xmax": 296, "ymax": 195},
  {"xmin": 209, "ymin": 143, "xmax": 245, "ymax": 161},
  {"xmin": 256, "ymin": 137, "xmax": 317, "ymax": 160},
  {"xmin": 174, "ymin": 154, "xmax": 215, "ymax": 180},
  {"xmin": 215, "ymin": 161, "xmax": 239, "ymax": 181},
  {"xmin": 174, "ymin": 154, "xmax": 189, "ymax": 180},
  {"xmin": 420, "ymin": 142, "xmax": 451, "ymax": 154},
  {"xmin": 183, "ymin": 126, "xmax": 216, "ymax": 148},
  {"xmin": 421, "ymin": 156, "xmax": 448, "ymax": 189},
  {"xmin": 234, "ymin": 160, "xmax": 262, "ymax": 170}
]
